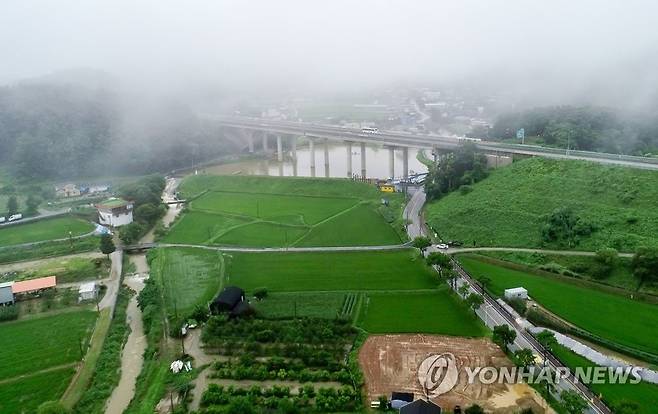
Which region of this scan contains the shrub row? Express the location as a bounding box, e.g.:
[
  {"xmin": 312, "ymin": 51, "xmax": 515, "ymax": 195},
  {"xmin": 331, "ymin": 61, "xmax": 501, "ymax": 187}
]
[
  {"xmin": 200, "ymin": 384, "xmax": 359, "ymax": 413},
  {"xmin": 211, "ymin": 360, "xmax": 352, "ymax": 384},
  {"xmin": 203, "ymin": 317, "xmax": 356, "ymax": 345},
  {"xmin": 74, "ymin": 287, "xmax": 132, "ymax": 414}
]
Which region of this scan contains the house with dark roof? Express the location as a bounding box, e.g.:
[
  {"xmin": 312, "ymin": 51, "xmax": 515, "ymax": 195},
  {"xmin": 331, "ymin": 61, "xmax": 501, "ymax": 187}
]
[
  {"xmin": 399, "ymin": 399, "xmax": 442, "ymax": 414},
  {"xmin": 210, "ymin": 286, "xmax": 246, "ymax": 315}
]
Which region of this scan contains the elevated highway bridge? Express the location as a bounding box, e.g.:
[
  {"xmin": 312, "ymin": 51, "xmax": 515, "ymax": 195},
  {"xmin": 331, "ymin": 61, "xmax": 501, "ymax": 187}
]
[{"xmin": 213, "ymin": 115, "xmax": 658, "ymax": 175}]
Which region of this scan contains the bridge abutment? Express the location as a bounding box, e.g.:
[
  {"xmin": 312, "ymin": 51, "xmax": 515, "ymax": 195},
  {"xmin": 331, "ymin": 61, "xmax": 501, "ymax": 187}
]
[
  {"xmin": 309, "ymin": 138, "xmax": 316, "ymax": 177},
  {"xmin": 388, "ymin": 146, "xmax": 395, "ymax": 179},
  {"xmin": 324, "ymin": 138, "xmax": 330, "ymax": 178},
  {"xmin": 346, "ymin": 141, "xmax": 353, "ymax": 178},
  {"xmin": 276, "ymin": 135, "xmax": 283, "ymax": 161}
]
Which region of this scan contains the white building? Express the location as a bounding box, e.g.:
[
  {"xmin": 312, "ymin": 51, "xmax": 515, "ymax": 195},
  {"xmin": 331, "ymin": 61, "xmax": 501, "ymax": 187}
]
[
  {"xmin": 504, "ymin": 287, "xmax": 528, "ymax": 301},
  {"xmin": 78, "ymin": 282, "xmax": 97, "ymax": 302},
  {"xmin": 96, "ymin": 197, "xmax": 133, "ymax": 227}
]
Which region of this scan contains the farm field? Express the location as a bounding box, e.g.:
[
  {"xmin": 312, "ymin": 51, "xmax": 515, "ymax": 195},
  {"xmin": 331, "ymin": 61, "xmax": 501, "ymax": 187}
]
[
  {"xmin": 0, "ymin": 366, "xmax": 76, "ymax": 414},
  {"xmin": 458, "ymin": 256, "xmax": 658, "ymax": 356},
  {"xmin": 227, "ymin": 249, "xmax": 437, "ymax": 292},
  {"xmin": 357, "ymin": 290, "xmax": 486, "ymax": 337},
  {"xmin": 0, "ymin": 216, "xmax": 94, "ymax": 246},
  {"xmin": 8, "ymin": 256, "xmax": 109, "ymax": 284},
  {"xmin": 0, "ymin": 310, "xmax": 97, "ymax": 412},
  {"xmin": 252, "ymin": 292, "xmax": 359, "ymax": 320},
  {"xmin": 164, "ymin": 175, "xmax": 405, "ymax": 247},
  {"xmin": 150, "ymin": 247, "xmax": 223, "ymax": 321},
  {"xmin": 425, "ymin": 158, "xmax": 658, "ymax": 251},
  {"xmin": 551, "ymin": 343, "xmax": 658, "ymax": 414}
]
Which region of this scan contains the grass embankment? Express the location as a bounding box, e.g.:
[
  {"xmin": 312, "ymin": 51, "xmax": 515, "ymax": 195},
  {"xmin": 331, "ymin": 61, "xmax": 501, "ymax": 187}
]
[
  {"xmin": 459, "ymin": 256, "xmax": 658, "ymax": 356},
  {"xmin": 0, "ymin": 311, "xmax": 97, "ymax": 413},
  {"xmin": 164, "ymin": 175, "xmax": 405, "ymax": 247},
  {"xmin": 0, "ymin": 216, "xmax": 94, "ymax": 246},
  {"xmin": 426, "ymin": 158, "xmax": 658, "ymax": 251},
  {"xmin": 551, "ymin": 344, "xmax": 658, "ymax": 414}
]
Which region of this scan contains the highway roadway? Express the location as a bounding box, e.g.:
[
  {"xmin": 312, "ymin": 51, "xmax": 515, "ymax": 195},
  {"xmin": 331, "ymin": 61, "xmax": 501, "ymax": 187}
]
[{"xmin": 213, "ymin": 115, "xmax": 658, "ymax": 171}]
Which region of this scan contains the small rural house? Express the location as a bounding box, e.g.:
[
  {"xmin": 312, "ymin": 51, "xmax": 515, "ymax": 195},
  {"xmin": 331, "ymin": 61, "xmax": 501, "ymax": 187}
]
[
  {"xmin": 11, "ymin": 276, "xmax": 57, "ymax": 297},
  {"xmin": 55, "ymin": 183, "xmax": 81, "ymax": 198},
  {"xmin": 96, "ymin": 197, "xmax": 134, "ymax": 227},
  {"xmin": 504, "ymin": 287, "xmax": 528, "ymax": 301},
  {"xmin": 399, "ymin": 399, "xmax": 442, "ymax": 414},
  {"xmin": 78, "ymin": 282, "xmax": 97, "ymax": 302},
  {"xmin": 0, "ymin": 282, "xmax": 14, "ymax": 305},
  {"xmin": 210, "ymin": 286, "xmax": 251, "ymax": 317}
]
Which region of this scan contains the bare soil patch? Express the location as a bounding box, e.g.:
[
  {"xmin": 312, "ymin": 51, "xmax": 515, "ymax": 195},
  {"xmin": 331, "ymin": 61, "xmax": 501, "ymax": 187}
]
[{"xmin": 358, "ymin": 334, "xmax": 552, "ymax": 413}]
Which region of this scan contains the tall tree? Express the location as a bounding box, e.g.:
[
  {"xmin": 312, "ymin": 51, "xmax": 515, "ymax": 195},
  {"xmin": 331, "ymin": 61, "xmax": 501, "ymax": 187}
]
[
  {"xmin": 631, "ymin": 246, "xmax": 658, "ymax": 285},
  {"xmin": 99, "ymin": 233, "xmax": 116, "ymax": 258},
  {"xmin": 6, "ymin": 195, "xmax": 18, "ymax": 215}
]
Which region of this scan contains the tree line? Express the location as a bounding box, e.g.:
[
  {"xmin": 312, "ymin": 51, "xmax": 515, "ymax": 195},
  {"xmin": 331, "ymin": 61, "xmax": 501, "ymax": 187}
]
[
  {"xmin": 0, "ymin": 78, "xmax": 240, "ymax": 181},
  {"xmin": 487, "ymin": 105, "xmax": 658, "ymax": 156}
]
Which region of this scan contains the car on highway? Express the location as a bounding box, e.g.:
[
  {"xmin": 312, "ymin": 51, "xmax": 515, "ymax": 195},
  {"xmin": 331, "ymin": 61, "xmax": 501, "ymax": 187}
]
[{"xmin": 436, "ymin": 243, "xmax": 449, "ymax": 250}]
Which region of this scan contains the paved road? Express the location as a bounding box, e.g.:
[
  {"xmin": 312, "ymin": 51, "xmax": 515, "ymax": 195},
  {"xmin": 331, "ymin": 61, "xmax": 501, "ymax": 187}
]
[
  {"xmin": 155, "ymin": 242, "xmax": 409, "ymax": 253},
  {"xmin": 403, "ymin": 187, "xmax": 426, "ymax": 240},
  {"xmin": 0, "ymin": 208, "xmax": 70, "ymax": 228}
]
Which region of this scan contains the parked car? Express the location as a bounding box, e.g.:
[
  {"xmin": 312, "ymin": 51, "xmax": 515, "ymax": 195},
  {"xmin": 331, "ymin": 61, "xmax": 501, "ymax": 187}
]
[
  {"xmin": 8, "ymin": 214, "xmax": 22, "ymax": 222},
  {"xmin": 436, "ymin": 243, "xmax": 449, "ymax": 250}
]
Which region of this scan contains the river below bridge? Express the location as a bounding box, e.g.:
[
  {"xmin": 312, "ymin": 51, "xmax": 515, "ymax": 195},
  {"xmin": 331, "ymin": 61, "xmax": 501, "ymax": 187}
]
[{"xmin": 202, "ymin": 142, "xmax": 428, "ymax": 179}]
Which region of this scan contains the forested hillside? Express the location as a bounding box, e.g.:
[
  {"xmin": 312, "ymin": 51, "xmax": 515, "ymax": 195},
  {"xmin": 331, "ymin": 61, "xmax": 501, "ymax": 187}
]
[
  {"xmin": 489, "ymin": 106, "xmax": 658, "ymax": 156},
  {"xmin": 0, "ymin": 73, "xmax": 239, "ymax": 180}
]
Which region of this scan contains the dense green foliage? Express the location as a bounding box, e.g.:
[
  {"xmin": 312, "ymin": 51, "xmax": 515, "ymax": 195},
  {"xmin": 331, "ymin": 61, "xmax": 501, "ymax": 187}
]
[
  {"xmin": 490, "ymin": 106, "xmax": 658, "ymax": 155},
  {"xmin": 0, "ymin": 75, "xmax": 238, "ymax": 179},
  {"xmin": 426, "ymin": 158, "xmax": 658, "ymax": 251},
  {"xmin": 73, "ymin": 288, "xmax": 132, "ymax": 414},
  {"xmin": 117, "ymin": 175, "xmax": 166, "ymax": 244},
  {"xmin": 459, "ymin": 256, "xmax": 658, "ymax": 355},
  {"xmin": 357, "ymin": 290, "xmax": 486, "ymax": 336},
  {"xmin": 200, "ymin": 384, "xmax": 360, "ymax": 413},
  {"xmin": 424, "ymin": 143, "xmax": 488, "ymax": 200},
  {"xmin": 0, "ymin": 216, "xmax": 93, "ymax": 246},
  {"xmin": 631, "ymin": 246, "xmax": 658, "ymax": 285}
]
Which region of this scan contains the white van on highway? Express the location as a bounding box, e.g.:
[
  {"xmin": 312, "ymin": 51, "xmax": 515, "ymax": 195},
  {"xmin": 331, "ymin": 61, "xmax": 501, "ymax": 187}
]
[
  {"xmin": 8, "ymin": 213, "xmax": 22, "ymax": 222},
  {"xmin": 0, "ymin": 217, "xmax": 5, "ymax": 223}
]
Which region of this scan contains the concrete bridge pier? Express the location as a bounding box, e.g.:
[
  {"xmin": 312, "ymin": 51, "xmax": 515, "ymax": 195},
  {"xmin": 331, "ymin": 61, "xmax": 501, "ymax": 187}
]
[
  {"xmin": 291, "ymin": 136, "xmax": 297, "ymax": 160},
  {"xmin": 360, "ymin": 142, "xmax": 366, "ymax": 178},
  {"xmin": 262, "ymin": 132, "xmax": 269, "ymax": 152},
  {"xmin": 402, "ymin": 147, "xmax": 409, "ymax": 180},
  {"xmin": 276, "ymin": 135, "xmax": 283, "ymax": 161},
  {"xmin": 247, "ymin": 130, "xmax": 254, "ymax": 153},
  {"xmin": 309, "ymin": 138, "xmax": 316, "ymax": 177},
  {"xmin": 324, "ymin": 138, "xmax": 330, "ymax": 178},
  {"xmin": 346, "ymin": 141, "xmax": 353, "ymax": 178},
  {"xmin": 388, "ymin": 146, "xmax": 395, "ymax": 179}
]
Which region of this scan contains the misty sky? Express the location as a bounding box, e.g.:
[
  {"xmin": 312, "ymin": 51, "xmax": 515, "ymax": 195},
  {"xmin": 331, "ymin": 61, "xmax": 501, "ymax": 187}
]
[{"xmin": 2, "ymin": 1, "xmax": 658, "ymax": 104}]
